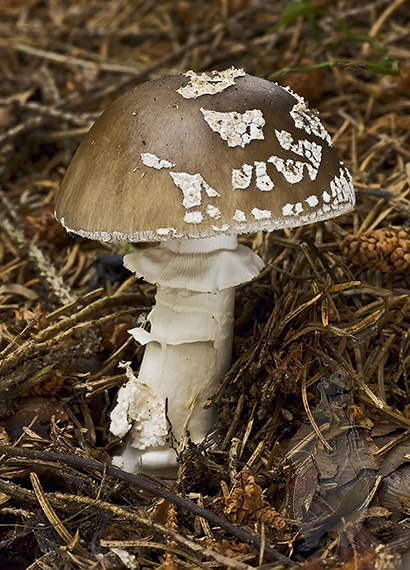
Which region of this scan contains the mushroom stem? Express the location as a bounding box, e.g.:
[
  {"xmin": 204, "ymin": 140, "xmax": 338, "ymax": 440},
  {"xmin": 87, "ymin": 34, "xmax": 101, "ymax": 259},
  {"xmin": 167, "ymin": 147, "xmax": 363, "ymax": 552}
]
[{"xmin": 109, "ymin": 235, "xmax": 264, "ymax": 474}]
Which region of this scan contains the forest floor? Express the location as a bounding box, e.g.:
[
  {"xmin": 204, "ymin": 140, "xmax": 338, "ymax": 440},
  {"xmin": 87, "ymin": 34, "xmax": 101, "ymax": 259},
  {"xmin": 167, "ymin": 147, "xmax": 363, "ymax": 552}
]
[{"xmin": 1, "ymin": 0, "xmax": 410, "ymax": 569}]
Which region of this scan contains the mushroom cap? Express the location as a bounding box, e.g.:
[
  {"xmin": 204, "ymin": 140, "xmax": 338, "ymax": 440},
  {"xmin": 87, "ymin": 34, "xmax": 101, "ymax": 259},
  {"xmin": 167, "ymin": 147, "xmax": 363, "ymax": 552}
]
[{"xmin": 55, "ymin": 68, "xmax": 355, "ymax": 242}]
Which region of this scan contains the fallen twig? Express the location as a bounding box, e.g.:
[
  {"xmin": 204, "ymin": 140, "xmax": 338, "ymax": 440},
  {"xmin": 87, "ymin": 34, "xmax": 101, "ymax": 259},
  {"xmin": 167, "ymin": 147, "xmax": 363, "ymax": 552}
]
[{"xmin": 0, "ymin": 444, "xmax": 295, "ymax": 566}]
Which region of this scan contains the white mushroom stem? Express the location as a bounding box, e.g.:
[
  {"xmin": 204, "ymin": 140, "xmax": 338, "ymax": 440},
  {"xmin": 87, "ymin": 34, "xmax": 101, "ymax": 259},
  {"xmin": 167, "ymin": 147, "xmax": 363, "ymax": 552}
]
[{"xmin": 109, "ymin": 235, "xmax": 264, "ymax": 474}]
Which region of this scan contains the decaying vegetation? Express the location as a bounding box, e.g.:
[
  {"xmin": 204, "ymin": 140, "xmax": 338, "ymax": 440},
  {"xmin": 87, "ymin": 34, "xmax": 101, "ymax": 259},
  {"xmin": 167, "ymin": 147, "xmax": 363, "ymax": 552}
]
[{"xmin": 1, "ymin": 1, "xmax": 410, "ymax": 568}]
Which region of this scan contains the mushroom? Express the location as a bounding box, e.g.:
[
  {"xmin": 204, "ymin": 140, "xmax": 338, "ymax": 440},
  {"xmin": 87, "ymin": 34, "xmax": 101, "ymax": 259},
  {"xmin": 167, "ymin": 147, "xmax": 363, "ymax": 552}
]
[{"xmin": 55, "ymin": 68, "xmax": 355, "ymax": 474}]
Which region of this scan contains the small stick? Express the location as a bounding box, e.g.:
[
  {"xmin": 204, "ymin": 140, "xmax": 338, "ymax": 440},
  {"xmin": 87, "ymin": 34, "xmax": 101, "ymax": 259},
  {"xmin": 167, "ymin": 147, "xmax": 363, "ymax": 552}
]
[
  {"xmin": 0, "ymin": 313, "xmax": 43, "ymax": 359},
  {"xmin": 301, "ymin": 373, "xmax": 333, "ymax": 452},
  {"xmin": 30, "ymin": 472, "xmax": 88, "ymax": 557},
  {"xmin": 0, "ymin": 116, "xmax": 44, "ymax": 146},
  {"xmin": 0, "ymin": 444, "xmax": 295, "ymax": 566}
]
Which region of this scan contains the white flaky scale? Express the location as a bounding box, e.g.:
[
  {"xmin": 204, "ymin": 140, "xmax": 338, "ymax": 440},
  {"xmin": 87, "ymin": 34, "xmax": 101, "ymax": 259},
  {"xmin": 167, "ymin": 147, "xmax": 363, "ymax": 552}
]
[
  {"xmin": 282, "ymin": 168, "xmax": 353, "ymax": 222},
  {"xmin": 282, "ymin": 203, "xmax": 294, "ymax": 216},
  {"xmin": 183, "ymin": 211, "xmax": 203, "ymax": 224},
  {"xmin": 231, "ymin": 153, "xmax": 320, "ymax": 193},
  {"xmin": 140, "ymin": 153, "xmax": 175, "ymax": 170},
  {"xmin": 206, "ymin": 204, "xmax": 222, "ymax": 219},
  {"xmin": 55, "ymin": 68, "xmax": 355, "ymax": 475},
  {"xmin": 330, "ymin": 167, "xmax": 354, "ymax": 206},
  {"xmin": 251, "ymin": 207, "xmax": 272, "ymax": 220},
  {"xmin": 275, "ymin": 129, "xmax": 323, "ymax": 169},
  {"xmin": 254, "ymin": 161, "xmax": 274, "ymax": 191},
  {"xmin": 290, "ymin": 100, "xmax": 333, "ymax": 146},
  {"xmin": 268, "ymin": 155, "xmax": 318, "ymax": 184},
  {"xmin": 305, "ymin": 195, "xmax": 319, "ymax": 208},
  {"xmin": 177, "ymin": 67, "xmax": 246, "ymax": 99},
  {"xmin": 169, "ymin": 171, "xmax": 219, "ymax": 210},
  {"xmin": 232, "ymin": 163, "xmax": 253, "ymax": 189},
  {"xmin": 156, "ymin": 227, "xmax": 181, "ymax": 238},
  {"xmin": 232, "ymin": 161, "xmax": 275, "ymax": 191},
  {"xmin": 233, "ymin": 209, "xmax": 247, "ymax": 223},
  {"xmin": 200, "ymin": 108, "xmax": 265, "ymax": 148},
  {"xmin": 285, "ymin": 202, "xmax": 304, "ymax": 216}
]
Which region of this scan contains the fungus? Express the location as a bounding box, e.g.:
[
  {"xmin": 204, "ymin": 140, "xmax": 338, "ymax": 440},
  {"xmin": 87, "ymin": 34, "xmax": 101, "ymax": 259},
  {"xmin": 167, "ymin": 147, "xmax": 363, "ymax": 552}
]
[{"xmin": 55, "ymin": 68, "xmax": 355, "ymax": 474}]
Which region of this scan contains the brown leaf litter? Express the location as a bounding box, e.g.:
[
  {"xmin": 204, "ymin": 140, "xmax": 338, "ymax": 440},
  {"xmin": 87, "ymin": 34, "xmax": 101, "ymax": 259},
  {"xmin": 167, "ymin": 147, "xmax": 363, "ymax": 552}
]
[{"xmin": 1, "ymin": 0, "xmax": 410, "ymax": 569}]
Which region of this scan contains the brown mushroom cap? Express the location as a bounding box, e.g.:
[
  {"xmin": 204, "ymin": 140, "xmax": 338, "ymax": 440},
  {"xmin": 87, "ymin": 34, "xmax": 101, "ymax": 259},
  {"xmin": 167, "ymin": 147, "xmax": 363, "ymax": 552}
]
[{"xmin": 55, "ymin": 68, "xmax": 355, "ymax": 242}]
